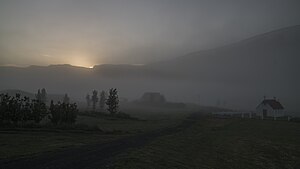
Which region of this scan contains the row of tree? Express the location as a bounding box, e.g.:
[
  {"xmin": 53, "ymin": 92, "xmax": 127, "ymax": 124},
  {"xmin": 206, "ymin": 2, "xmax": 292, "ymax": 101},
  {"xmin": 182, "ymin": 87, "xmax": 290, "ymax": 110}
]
[
  {"xmin": 36, "ymin": 88, "xmax": 71, "ymax": 104},
  {"xmin": 0, "ymin": 89, "xmax": 77, "ymax": 126},
  {"xmin": 86, "ymin": 88, "xmax": 119, "ymax": 114},
  {"xmin": 49, "ymin": 100, "xmax": 77, "ymax": 125},
  {"xmin": 86, "ymin": 90, "xmax": 106, "ymax": 110},
  {"xmin": 36, "ymin": 88, "xmax": 47, "ymax": 103},
  {"xmin": 0, "ymin": 94, "xmax": 47, "ymax": 124}
]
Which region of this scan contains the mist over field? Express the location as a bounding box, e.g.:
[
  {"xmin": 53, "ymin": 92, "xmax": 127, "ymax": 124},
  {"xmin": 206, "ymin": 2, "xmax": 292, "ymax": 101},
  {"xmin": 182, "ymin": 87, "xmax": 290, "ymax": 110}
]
[
  {"xmin": 1, "ymin": 0, "xmax": 300, "ymax": 113},
  {"xmin": 1, "ymin": 1, "xmax": 300, "ymax": 169},
  {"xmin": 1, "ymin": 25, "xmax": 300, "ymax": 112}
]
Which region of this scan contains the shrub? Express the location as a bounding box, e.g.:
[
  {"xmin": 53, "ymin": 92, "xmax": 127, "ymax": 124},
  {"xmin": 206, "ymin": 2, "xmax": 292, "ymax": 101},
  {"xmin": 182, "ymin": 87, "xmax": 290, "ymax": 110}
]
[{"xmin": 48, "ymin": 101, "xmax": 78, "ymax": 125}]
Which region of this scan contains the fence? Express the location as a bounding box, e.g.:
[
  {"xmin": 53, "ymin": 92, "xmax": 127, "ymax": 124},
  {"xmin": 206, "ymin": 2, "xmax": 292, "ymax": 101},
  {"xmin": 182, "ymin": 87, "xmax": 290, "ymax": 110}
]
[{"xmin": 212, "ymin": 111, "xmax": 292, "ymax": 121}]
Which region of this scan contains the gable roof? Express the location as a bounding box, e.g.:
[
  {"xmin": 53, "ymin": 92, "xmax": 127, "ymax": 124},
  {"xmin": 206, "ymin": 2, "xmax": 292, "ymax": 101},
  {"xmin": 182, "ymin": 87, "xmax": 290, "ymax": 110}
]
[{"xmin": 260, "ymin": 99, "xmax": 284, "ymax": 110}]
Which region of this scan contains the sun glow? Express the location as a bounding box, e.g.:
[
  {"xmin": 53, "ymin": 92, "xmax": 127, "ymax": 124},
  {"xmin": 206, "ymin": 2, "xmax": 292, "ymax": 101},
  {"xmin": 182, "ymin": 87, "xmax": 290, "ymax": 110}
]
[
  {"xmin": 72, "ymin": 63, "xmax": 94, "ymax": 68},
  {"xmin": 68, "ymin": 55, "xmax": 95, "ymax": 69}
]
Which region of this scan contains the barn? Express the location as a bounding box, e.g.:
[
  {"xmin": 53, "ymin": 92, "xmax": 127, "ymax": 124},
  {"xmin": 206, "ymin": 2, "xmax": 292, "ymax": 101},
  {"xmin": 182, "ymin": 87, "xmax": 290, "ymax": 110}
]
[
  {"xmin": 140, "ymin": 92, "xmax": 166, "ymax": 104},
  {"xmin": 256, "ymin": 97, "xmax": 285, "ymax": 120}
]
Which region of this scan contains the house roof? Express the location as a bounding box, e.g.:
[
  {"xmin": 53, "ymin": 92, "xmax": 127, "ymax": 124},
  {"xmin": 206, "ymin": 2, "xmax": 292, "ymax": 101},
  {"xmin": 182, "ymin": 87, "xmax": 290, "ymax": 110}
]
[{"xmin": 261, "ymin": 99, "xmax": 284, "ymax": 110}]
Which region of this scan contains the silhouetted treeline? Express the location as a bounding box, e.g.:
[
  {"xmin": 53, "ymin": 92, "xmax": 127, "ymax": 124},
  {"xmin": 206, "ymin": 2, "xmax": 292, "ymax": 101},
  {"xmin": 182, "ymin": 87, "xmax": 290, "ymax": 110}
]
[
  {"xmin": 0, "ymin": 92, "xmax": 78, "ymax": 126},
  {"xmin": 49, "ymin": 100, "xmax": 77, "ymax": 125},
  {"xmin": 36, "ymin": 88, "xmax": 47, "ymax": 103},
  {"xmin": 86, "ymin": 88, "xmax": 119, "ymax": 115}
]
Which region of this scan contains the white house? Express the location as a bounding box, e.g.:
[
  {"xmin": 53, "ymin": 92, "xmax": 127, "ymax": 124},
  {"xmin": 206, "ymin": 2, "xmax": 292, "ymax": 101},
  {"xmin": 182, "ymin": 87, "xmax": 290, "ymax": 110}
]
[{"xmin": 256, "ymin": 97, "xmax": 285, "ymax": 120}]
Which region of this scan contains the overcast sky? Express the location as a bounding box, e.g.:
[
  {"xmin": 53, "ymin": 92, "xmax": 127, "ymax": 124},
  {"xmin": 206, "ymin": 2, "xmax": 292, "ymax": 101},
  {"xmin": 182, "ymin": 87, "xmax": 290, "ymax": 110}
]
[{"xmin": 0, "ymin": 0, "xmax": 299, "ymax": 67}]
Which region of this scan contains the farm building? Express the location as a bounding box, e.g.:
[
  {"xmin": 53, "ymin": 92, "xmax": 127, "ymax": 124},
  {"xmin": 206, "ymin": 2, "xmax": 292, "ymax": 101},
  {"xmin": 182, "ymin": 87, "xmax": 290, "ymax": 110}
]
[
  {"xmin": 140, "ymin": 92, "xmax": 166, "ymax": 104},
  {"xmin": 256, "ymin": 97, "xmax": 285, "ymax": 119}
]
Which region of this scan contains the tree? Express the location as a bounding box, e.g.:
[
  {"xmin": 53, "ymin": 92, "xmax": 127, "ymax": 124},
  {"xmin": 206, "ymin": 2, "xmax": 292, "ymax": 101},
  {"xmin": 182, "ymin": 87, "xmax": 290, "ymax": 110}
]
[
  {"xmin": 41, "ymin": 88, "xmax": 47, "ymax": 103},
  {"xmin": 0, "ymin": 94, "xmax": 25, "ymax": 124},
  {"xmin": 35, "ymin": 88, "xmax": 47, "ymax": 103},
  {"xmin": 99, "ymin": 90, "xmax": 106, "ymax": 110},
  {"xmin": 31, "ymin": 99, "xmax": 47, "ymax": 123},
  {"xmin": 63, "ymin": 94, "xmax": 70, "ymax": 104},
  {"xmin": 91, "ymin": 90, "xmax": 98, "ymax": 111},
  {"xmin": 0, "ymin": 91, "xmax": 78, "ymax": 126},
  {"xmin": 49, "ymin": 100, "xmax": 60, "ymax": 125},
  {"xmin": 106, "ymin": 88, "xmax": 119, "ymax": 115},
  {"xmin": 36, "ymin": 89, "xmax": 42, "ymax": 102},
  {"xmin": 61, "ymin": 103, "xmax": 78, "ymax": 124},
  {"xmin": 86, "ymin": 94, "xmax": 91, "ymax": 108},
  {"xmin": 0, "ymin": 94, "xmax": 10, "ymax": 123},
  {"xmin": 9, "ymin": 94, "xmax": 22, "ymax": 124},
  {"xmin": 48, "ymin": 101, "xmax": 78, "ymax": 125},
  {"xmin": 1, "ymin": 92, "xmax": 78, "ymax": 126},
  {"xmin": 20, "ymin": 96, "xmax": 32, "ymax": 124}
]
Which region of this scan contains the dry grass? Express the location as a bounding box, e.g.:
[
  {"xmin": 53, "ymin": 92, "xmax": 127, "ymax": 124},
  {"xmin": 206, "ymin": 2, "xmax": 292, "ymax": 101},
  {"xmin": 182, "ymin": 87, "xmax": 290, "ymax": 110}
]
[{"xmin": 113, "ymin": 118, "xmax": 300, "ymax": 169}]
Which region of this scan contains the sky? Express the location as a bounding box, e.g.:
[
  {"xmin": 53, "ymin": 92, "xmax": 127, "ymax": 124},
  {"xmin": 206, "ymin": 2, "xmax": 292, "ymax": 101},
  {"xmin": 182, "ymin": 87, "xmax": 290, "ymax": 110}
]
[{"xmin": 0, "ymin": 0, "xmax": 300, "ymax": 68}]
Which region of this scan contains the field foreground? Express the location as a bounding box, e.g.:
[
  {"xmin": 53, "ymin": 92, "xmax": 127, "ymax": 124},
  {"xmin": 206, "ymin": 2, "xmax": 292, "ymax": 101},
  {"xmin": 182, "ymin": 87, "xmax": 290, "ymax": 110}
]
[
  {"xmin": 114, "ymin": 116, "xmax": 300, "ymax": 169},
  {"xmin": 0, "ymin": 113, "xmax": 299, "ymax": 169}
]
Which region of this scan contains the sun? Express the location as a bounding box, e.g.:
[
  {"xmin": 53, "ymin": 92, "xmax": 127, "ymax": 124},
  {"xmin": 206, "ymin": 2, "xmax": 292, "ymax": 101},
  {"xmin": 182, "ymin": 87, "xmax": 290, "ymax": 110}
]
[{"xmin": 68, "ymin": 56, "xmax": 95, "ymax": 68}]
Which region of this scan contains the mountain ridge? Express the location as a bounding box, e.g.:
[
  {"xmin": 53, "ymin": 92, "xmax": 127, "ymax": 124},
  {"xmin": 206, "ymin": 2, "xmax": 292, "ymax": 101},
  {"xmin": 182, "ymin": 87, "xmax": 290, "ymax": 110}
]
[{"xmin": 0, "ymin": 25, "xmax": 299, "ymax": 111}]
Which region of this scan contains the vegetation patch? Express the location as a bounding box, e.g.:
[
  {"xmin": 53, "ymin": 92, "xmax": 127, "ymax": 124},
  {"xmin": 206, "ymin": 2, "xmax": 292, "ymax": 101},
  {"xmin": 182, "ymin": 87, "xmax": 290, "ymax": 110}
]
[{"xmin": 113, "ymin": 117, "xmax": 300, "ymax": 169}]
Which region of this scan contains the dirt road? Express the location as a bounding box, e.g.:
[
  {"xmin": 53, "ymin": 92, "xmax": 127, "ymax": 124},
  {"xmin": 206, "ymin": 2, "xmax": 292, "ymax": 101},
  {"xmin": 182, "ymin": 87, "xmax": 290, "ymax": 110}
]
[{"xmin": 0, "ymin": 113, "xmax": 200, "ymax": 169}]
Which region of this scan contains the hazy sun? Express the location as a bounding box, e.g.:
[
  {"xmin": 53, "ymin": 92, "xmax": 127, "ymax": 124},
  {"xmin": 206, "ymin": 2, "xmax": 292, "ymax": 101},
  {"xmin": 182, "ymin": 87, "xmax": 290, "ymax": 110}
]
[{"xmin": 68, "ymin": 55, "xmax": 95, "ymax": 68}]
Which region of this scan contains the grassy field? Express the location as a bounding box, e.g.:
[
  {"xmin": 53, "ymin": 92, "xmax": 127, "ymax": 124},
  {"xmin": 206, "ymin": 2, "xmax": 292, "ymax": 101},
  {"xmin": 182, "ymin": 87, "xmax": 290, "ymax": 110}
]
[
  {"xmin": 2, "ymin": 111, "xmax": 299, "ymax": 169},
  {"xmin": 77, "ymin": 111, "xmax": 189, "ymax": 133},
  {"xmin": 0, "ymin": 111, "xmax": 188, "ymax": 159},
  {"xmin": 113, "ymin": 117, "xmax": 300, "ymax": 169},
  {"xmin": 0, "ymin": 130, "xmax": 122, "ymax": 159}
]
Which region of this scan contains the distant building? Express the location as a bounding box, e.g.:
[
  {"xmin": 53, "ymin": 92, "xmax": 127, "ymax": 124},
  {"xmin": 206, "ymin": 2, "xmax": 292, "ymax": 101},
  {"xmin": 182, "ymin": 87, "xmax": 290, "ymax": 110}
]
[
  {"xmin": 256, "ymin": 97, "xmax": 285, "ymax": 119},
  {"xmin": 140, "ymin": 92, "xmax": 166, "ymax": 104},
  {"xmin": 119, "ymin": 97, "xmax": 129, "ymax": 103},
  {"xmin": 137, "ymin": 92, "xmax": 185, "ymax": 109}
]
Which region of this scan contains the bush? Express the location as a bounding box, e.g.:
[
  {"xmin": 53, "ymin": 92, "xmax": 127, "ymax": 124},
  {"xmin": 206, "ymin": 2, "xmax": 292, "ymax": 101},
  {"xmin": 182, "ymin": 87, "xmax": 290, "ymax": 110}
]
[
  {"xmin": 49, "ymin": 101, "xmax": 78, "ymax": 125},
  {"xmin": 0, "ymin": 93, "xmax": 78, "ymax": 127},
  {"xmin": 0, "ymin": 94, "xmax": 47, "ymax": 125}
]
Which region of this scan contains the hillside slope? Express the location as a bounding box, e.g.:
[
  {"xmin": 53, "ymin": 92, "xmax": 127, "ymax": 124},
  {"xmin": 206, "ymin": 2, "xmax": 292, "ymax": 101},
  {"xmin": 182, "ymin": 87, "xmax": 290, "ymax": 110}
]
[{"xmin": 0, "ymin": 26, "xmax": 299, "ymax": 111}]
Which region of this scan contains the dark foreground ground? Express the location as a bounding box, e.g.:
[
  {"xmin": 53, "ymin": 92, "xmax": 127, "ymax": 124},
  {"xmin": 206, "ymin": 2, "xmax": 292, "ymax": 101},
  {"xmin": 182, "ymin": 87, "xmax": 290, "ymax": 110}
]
[
  {"xmin": 0, "ymin": 113, "xmax": 198, "ymax": 169},
  {"xmin": 0, "ymin": 113, "xmax": 299, "ymax": 169}
]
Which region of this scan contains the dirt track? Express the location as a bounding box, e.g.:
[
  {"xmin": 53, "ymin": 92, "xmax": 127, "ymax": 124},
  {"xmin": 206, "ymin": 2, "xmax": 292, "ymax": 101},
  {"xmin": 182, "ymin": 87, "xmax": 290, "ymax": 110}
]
[{"xmin": 0, "ymin": 113, "xmax": 200, "ymax": 169}]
